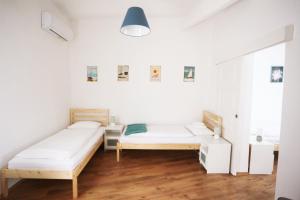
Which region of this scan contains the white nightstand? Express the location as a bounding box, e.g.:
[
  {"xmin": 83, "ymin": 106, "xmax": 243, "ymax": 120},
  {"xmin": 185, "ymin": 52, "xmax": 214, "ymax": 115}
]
[
  {"xmin": 249, "ymin": 141, "xmax": 274, "ymax": 174},
  {"xmin": 199, "ymin": 135, "xmax": 231, "ymax": 174},
  {"xmin": 105, "ymin": 125, "xmax": 124, "ymax": 150}
]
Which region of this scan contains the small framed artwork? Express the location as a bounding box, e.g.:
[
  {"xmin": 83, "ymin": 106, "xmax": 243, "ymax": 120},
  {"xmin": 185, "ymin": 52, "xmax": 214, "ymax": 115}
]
[
  {"xmin": 183, "ymin": 66, "xmax": 195, "ymax": 82},
  {"xmin": 150, "ymin": 65, "xmax": 161, "ymax": 81},
  {"xmin": 87, "ymin": 66, "xmax": 97, "ymax": 82},
  {"xmin": 270, "ymin": 66, "xmax": 283, "ymax": 83},
  {"xmin": 118, "ymin": 65, "xmax": 129, "ymax": 81}
]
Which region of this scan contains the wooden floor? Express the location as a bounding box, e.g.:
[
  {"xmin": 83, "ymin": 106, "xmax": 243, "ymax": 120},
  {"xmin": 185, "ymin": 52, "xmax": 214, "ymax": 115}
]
[{"xmin": 6, "ymin": 147, "xmax": 277, "ymax": 200}]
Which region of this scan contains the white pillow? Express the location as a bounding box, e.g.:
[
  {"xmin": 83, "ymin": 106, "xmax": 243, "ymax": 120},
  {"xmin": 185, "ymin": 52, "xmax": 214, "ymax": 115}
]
[
  {"xmin": 191, "ymin": 122, "xmax": 206, "ymax": 128},
  {"xmin": 68, "ymin": 121, "xmax": 101, "ymax": 129},
  {"xmin": 186, "ymin": 125, "xmax": 211, "ymax": 136}
]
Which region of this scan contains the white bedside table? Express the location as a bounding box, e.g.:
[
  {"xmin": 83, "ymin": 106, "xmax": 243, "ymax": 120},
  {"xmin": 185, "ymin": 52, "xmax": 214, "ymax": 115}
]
[
  {"xmin": 249, "ymin": 141, "xmax": 274, "ymax": 174},
  {"xmin": 105, "ymin": 124, "xmax": 124, "ymax": 150},
  {"xmin": 199, "ymin": 135, "xmax": 231, "ymax": 174}
]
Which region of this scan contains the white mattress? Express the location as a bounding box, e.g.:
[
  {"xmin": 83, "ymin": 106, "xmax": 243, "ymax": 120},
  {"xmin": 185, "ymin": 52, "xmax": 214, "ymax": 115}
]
[
  {"xmin": 119, "ymin": 124, "xmax": 212, "ymax": 144},
  {"xmin": 8, "ymin": 127, "xmax": 104, "ymax": 170},
  {"xmin": 16, "ymin": 128, "xmax": 98, "ymax": 160}
]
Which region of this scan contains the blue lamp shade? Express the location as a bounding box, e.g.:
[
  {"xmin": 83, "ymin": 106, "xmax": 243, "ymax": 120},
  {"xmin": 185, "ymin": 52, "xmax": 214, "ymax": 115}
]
[{"xmin": 121, "ymin": 7, "xmax": 150, "ymax": 37}]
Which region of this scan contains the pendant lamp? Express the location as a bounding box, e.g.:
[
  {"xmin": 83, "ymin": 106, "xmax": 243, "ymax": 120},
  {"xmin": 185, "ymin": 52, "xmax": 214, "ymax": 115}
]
[{"xmin": 120, "ymin": 7, "xmax": 150, "ymax": 37}]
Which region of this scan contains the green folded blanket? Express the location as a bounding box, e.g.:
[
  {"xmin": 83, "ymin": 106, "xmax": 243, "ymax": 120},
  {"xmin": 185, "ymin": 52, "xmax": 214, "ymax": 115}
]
[{"xmin": 125, "ymin": 124, "xmax": 147, "ymax": 136}]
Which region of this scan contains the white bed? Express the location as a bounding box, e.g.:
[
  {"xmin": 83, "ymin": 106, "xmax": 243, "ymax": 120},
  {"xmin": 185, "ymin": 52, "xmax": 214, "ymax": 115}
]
[
  {"xmin": 9, "ymin": 127, "xmax": 105, "ymax": 170},
  {"xmin": 1, "ymin": 108, "xmax": 109, "ymax": 199},
  {"xmin": 116, "ymin": 111, "xmax": 222, "ymax": 162},
  {"xmin": 119, "ymin": 124, "xmax": 212, "ymax": 144}
]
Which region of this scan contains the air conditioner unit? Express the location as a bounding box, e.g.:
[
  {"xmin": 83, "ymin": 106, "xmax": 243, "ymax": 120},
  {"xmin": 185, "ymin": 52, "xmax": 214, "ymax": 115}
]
[{"xmin": 41, "ymin": 11, "xmax": 74, "ymax": 41}]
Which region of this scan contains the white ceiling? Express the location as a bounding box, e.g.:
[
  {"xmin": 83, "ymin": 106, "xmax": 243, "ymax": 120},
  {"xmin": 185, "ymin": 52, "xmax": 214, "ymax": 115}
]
[
  {"xmin": 52, "ymin": 0, "xmax": 201, "ymax": 19},
  {"xmin": 52, "ymin": 0, "xmax": 240, "ymax": 26}
]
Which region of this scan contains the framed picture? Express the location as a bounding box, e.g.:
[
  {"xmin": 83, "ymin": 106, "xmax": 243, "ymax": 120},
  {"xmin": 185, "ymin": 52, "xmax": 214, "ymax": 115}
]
[
  {"xmin": 118, "ymin": 65, "xmax": 129, "ymax": 81},
  {"xmin": 270, "ymin": 66, "xmax": 283, "ymax": 83},
  {"xmin": 183, "ymin": 66, "xmax": 195, "ymax": 82},
  {"xmin": 150, "ymin": 65, "xmax": 161, "ymax": 81},
  {"xmin": 87, "ymin": 66, "xmax": 97, "ymax": 82}
]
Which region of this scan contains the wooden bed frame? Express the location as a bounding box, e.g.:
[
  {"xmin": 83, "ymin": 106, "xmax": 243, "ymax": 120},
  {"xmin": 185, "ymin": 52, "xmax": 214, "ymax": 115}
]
[
  {"xmin": 1, "ymin": 108, "xmax": 109, "ymax": 199},
  {"xmin": 116, "ymin": 111, "xmax": 222, "ymax": 162}
]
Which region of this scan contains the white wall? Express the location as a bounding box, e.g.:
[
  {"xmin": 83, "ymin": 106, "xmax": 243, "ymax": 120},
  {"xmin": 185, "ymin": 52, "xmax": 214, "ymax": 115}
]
[
  {"xmin": 212, "ymin": 0, "xmax": 295, "ymax": 64},
  {"xmin": 276, "ymin": 4, "xmax": 300, "ymax": 198},
  {"xmin": 210, "ymin": 0, "xmax": 300, "ymax": 198},
  {"xmin": 250, "ymin": 44, "xmax": 285, "ymax": 139},
  {"xmin": 69, "ymin": 18, "xmax": 215, "ymax": 124},
  {"xmin": 0, "ymin": 0, "xmax": 70, "ymax": 190}
]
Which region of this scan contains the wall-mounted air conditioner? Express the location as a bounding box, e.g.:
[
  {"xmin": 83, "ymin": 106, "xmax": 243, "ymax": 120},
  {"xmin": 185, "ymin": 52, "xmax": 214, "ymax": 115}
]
[{"xmin": 41, "ymin": 11, "xmax": 73, "ymax": 41}]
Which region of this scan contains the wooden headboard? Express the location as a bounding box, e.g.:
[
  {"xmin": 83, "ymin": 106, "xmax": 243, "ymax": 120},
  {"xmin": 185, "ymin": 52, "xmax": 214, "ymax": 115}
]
[
  {"xmin": 202, "ymin": 111, "xmax": 222, "ymax": 135},
  {"xmin": 70, "ymin": 108, "xmax": 109, "ymax": 126}
]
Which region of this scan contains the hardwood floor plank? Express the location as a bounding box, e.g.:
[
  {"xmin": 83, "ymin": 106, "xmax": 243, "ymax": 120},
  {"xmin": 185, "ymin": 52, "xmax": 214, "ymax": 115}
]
[{"xmin": 7, "ymin": 147, "xmax": 276, "ymax": 200}]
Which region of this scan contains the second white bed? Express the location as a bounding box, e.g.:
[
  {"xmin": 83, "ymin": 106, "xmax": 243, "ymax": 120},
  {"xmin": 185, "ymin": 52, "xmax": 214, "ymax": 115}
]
[{"xmin": 119, "ymin": 124, "xmax": 213, "ymax": 144}]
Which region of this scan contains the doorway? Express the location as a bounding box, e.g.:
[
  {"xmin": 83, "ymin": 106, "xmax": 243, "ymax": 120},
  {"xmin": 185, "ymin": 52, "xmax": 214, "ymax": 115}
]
[
  {"xmin": 248, "ymin": 43, "xmax": 285, "ymax": 174},
  {"xmin": 249, "ymin": 44, "xmax": 285, "ymax": 144},
  {"xmin": 216, "ymin": 43, "xmax": 285, "ymax": 175}
]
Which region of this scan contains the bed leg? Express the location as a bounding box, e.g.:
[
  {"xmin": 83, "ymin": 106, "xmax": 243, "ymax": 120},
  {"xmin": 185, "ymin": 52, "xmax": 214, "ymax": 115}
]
[
  {"xmin": 117, "ymin": 143, "xmax": 120, "ymax": 162},
  {"xmin": 72, "ymin": 176, "xmax": 78, "ymax": 199},
  {"xmin": 1, "ymin": 175, "xmax": 8, "ymax": 198}
]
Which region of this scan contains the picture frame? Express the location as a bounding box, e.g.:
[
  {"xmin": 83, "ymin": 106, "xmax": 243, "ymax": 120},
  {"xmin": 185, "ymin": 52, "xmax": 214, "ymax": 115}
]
[
  {"xmin": 87, "ymin": 66, "xmax": 98, "ymax": 82},
  {"xmin": 270, "ymin": 66, "xmax": 283, "ymax": 83},
  {"xmin": 118, "ymin": 65, "xmax": 129, "ymax": 81},
  {"xmin": 183, "ymin": 66, "xmax": 195, "ymax": 82},
  {"xmin": 150, "ymin": 65, "xmax": 161, "ymax": 82}
]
